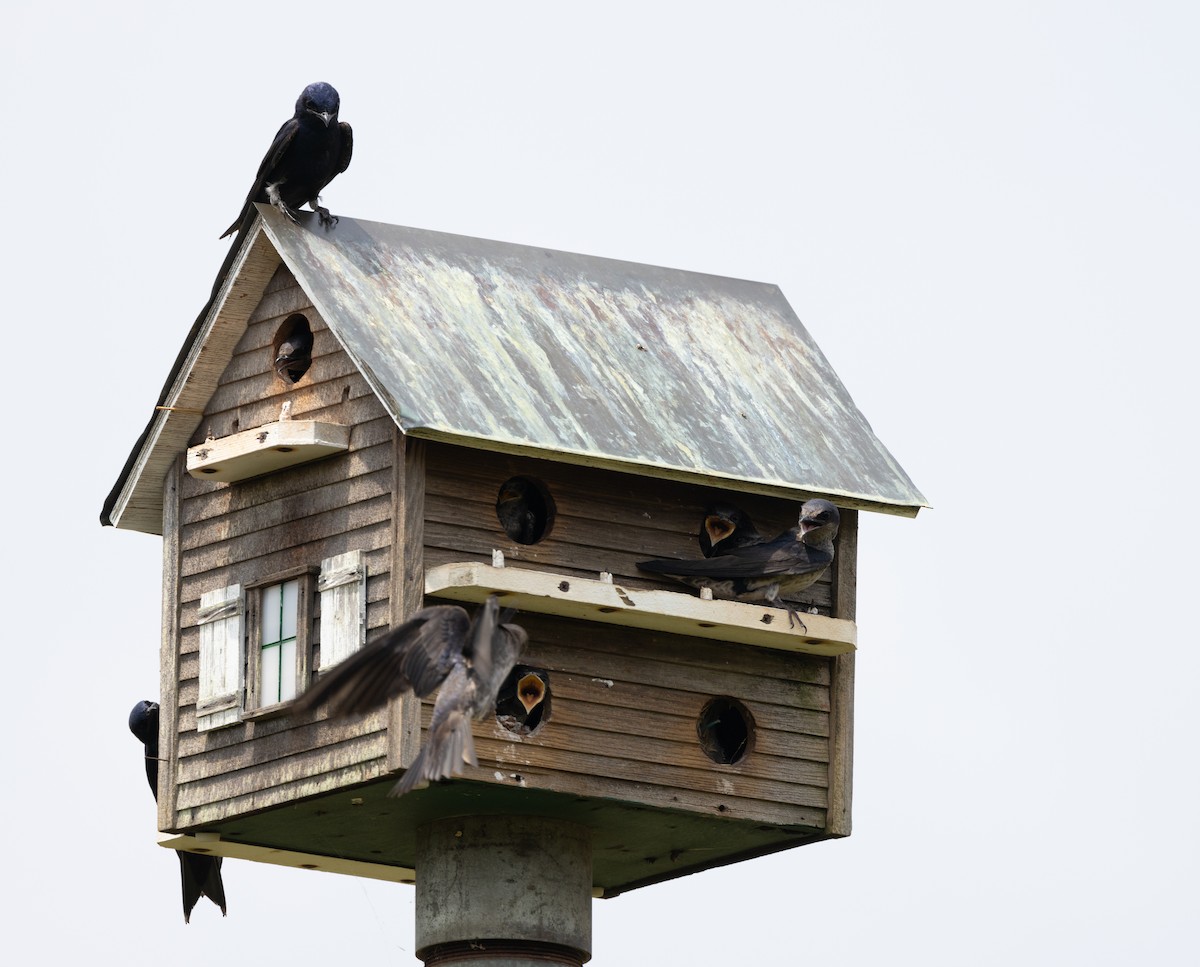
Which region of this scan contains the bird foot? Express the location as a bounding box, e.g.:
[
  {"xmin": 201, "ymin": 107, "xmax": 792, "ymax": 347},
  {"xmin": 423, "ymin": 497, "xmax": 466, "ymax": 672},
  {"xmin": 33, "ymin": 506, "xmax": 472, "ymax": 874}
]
[
  {"xmin": 315, "ymin": 203, "xmax": 339, "ymax": 230},
  {"xmin": 782, "ymin": 603, "xmax": 807, "ymax": 634},
  {"xmin": 276, "ymin": 202, "xmax": 300, "ymax": 224},
  {"xmin": 266, "ymin": 183, "xmax": 301, "ymax": 224}
]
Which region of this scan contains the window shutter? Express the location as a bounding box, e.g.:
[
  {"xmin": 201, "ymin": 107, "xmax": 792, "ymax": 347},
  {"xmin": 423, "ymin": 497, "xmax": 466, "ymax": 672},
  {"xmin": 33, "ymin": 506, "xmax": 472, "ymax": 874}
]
[
  {"xmin": 318, "ymin": 551, "xmax": 366, "ymax": 671},
  {"xmin": 196, "ymin": 584, "xmax": 244, "ymax": 732}
]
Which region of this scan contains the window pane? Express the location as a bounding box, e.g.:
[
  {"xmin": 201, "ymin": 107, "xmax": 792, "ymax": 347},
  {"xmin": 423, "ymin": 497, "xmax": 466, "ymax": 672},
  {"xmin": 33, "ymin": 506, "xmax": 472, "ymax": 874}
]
[
  {"xmin": 281, "ymin": 580, "xmax": 299, "ymax": 640},
  {"xmin": 279, "ymin": 638, "xmax": 298, "ymax": 702},
  {"xmin": 262, "ymin": 584, "xmax": 282, "ymax": 644},
  {"xmin": 261, "ymin": 641, "xmax": 281, "ymax": 704}
]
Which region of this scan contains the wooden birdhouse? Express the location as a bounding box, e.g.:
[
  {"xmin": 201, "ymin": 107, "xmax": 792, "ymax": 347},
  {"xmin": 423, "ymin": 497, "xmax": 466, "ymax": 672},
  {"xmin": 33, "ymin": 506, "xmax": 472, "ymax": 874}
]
[{"xmin": 103, "ymin": 208, "xmax": 924, "ymax": 912}]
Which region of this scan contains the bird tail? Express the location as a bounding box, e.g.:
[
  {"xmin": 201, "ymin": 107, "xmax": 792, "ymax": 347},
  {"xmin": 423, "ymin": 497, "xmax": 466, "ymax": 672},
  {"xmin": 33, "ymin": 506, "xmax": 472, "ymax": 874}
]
[
  {"xmin": 179, "ymin": 852, "xmax": 227, "ymax": 923},
  {"xmin": 219, "ymin": 204, "xmax": 251, "ymax": 240},
  {"xmin": 389, "ymin": 711, "xmax": 476, "ymax": 797}
]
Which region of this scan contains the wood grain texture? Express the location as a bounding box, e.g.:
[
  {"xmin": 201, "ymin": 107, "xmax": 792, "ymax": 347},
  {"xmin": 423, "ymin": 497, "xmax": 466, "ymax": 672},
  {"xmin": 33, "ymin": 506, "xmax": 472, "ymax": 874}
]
[
  {"xmin": 170, "ymin": 285, "xmax": 398, "ymax": 831},
  {"xmin": 421, "ymin": 441, "xmax": 838, "ymax": 611},
  {"xmin": 158, "ymin": 457, "xmax": 183, "ymax": 831},
  {"xmin": 387, "ymin": 433, "xmax": 425, "ymax": 773},
  {"xmin": 827, "ymin": 507, "xmax": 858, "ymax": 836},
  {"xmin": 392, "ymin": 611, "xmax": 833, "ymax": 827},
  {"xmin": 163, "ymin": 294, "xmax": 856, "ymax": 833}
]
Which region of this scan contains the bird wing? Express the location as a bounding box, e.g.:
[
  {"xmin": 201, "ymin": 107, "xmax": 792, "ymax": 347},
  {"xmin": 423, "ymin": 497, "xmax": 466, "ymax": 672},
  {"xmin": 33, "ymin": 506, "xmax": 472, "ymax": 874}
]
[
  {"xmin": 290, "ymin": 605, "xmax": 470, "ymax": 716},
  {"xmin": 396, "ymin": 606, "xmax": 474, "ymax": 695},
  {"xmin": 463, "ymin": 596, "xmax": 502, "ymax": 695},
  {"xmin": 472, "ymin": 621, "xmax": 530, "ymax": 714},
  {"xmin": 336, "ymin": 122, "xmax": 353, "ymax": 174},
  {"xmin": 219, "ymin": 119, "xmax": 300, "ymax": 238},
  {"xmin": 640, "ymin": 532, "xmax": 827, "ymax": 579},
  {"xmin": 252, "ymin": 117, "xmax": 301, "ymax": 182},
  {"xmin": 129, "ymin": 700, "xmax": 160, "ymax": 796}
]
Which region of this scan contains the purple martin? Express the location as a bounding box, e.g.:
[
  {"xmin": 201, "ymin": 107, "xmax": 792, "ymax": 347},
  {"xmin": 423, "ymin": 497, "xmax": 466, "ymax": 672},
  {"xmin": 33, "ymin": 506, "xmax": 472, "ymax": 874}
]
[
  {"xmin": 496, "ymin": 478, "xmax": 551, "ymax": 544},
  {"xmin": 291, "ymin": 596, "xmax": 528, "ymax": 796},
  {"xmin": 699, "ymin": 502, "xmax": 765, "ymax": 557},
  {"xmin": 274, "ymin": 328, "xmax": 314, "ymax": 384},
  {"xmin": 638, "ymin": 498, "xmax": 840, "ymax": 630},
  {"xmin": 128, "ymin": 700, "xmax": 227, "ymax": 923},
  {"xmin": 221, "ymin": 82, "xmax": 353, "ymax": 239},
  {"xmin": 494, "ymin": 667, "xmax": 549, "ymax": 734}
]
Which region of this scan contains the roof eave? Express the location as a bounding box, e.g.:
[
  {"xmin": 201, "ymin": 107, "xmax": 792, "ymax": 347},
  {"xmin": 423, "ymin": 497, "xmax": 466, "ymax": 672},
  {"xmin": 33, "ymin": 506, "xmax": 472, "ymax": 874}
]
[
  {"xmin": 100, "ymin": 219, "xmax": 282, "ymax": 533},
  {"xmin": 407, "ymin": 426, "xmax": 925, "ymax": 517}
]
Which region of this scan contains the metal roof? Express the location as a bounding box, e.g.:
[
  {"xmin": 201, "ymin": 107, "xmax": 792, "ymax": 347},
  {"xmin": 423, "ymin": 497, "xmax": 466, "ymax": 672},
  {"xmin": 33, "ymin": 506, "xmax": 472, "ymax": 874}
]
[{"xmin": 103, "ymin": 208, "xmax": 925, "ymax": 533}]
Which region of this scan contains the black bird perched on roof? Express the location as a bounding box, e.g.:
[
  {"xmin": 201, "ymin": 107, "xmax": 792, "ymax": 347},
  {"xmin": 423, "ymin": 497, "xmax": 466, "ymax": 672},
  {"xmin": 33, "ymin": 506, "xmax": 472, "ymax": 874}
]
[
  {"xmin": 639, "ymin": 498, "xmax": 841, "ymax": 631},
  {"xmin": 291, "ymin": 596, "xmax": 529, "ymax": 796},
  {"xmin": 220, "ymin": 81, "xmax": 353, "ymax": 239},
  {"xmin": 128, "ymin": 700, "xmax": 228, "ymax": 923},
  {"xmin": 698, "ymin": 502, "xmax": 766, "ymax": 557}
]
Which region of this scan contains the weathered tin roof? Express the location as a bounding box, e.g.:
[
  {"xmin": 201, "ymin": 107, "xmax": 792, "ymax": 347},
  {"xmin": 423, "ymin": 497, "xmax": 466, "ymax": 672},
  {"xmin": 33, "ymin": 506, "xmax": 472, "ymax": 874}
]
[{"xmin": 103, "ymin": 208, "xmax": 925, "ymax": 532}]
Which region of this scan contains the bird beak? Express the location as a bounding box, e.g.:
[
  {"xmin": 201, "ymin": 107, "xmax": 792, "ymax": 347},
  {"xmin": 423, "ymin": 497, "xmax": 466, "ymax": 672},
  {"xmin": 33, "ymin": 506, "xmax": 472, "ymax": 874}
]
[
  {"xmin": 705, "ymin": 516, "xmax": 735, "ymax": 544},
  {"xmin": 310, "ymin": 109, "xmax": 335, "ymax": 126},
  {"xmin": 516, "ymin": 673, "xmax": 546, "ymax": 714}
]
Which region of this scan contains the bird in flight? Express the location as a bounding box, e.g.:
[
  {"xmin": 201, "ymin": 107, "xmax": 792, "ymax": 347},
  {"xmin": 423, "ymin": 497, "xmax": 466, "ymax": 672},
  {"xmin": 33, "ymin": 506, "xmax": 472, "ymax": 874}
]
[
  {"xmin": 128, "ymin": 700, "xmax": 228, "ymax": 922},
  {"xmin": 698, "ymin": 502, "xmax": 765, "ymax": 557},
  {"xmin": 221, "ymin": 81, "xmax": 353, "ymax": 239},
  {"xmin": 291, "ymin": 596, "xmax": 531, "ymax": 796},
  {"xmin": 639, "ymin": 498, "xmax": 841, "ymax": 630}
]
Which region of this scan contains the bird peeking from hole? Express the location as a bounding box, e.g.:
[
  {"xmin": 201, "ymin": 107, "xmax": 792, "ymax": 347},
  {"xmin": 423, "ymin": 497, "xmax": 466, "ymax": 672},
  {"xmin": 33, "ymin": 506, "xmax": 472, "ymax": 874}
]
[
  {"xmin": 221, "ymin": 82, "xmax": 353, "ymax": 239},
  {"xmin": 289, "ymin": 596, "xmax": 533, "ymax": 796},
  {"xmin": 495, "ymin": 478, "xmax": 551, "ymax": 544},
  {"xmin": 274, "ymin": 328, "xmax": 314, "ymax": 384},
  {"xmin": 698, "ymin": 502, "xmax": 766, "ymax": 557},
  {"xmin": 638, "ymin": 498, "xmax": 841, "ymax": 631},
  {"xmin": 128, "ymin": 700, "xmax": 228, "ymax": 922},
  {"xmin": 495, "ymin": 667, "xmax": 550, "ymax": 735}
]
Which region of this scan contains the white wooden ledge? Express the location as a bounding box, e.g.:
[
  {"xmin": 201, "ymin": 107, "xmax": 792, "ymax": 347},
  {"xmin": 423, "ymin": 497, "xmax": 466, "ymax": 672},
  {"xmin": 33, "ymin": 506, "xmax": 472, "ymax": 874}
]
[
  {"xmin": 425, "ymin": 562, "xmax": 856, "ymax": 656},
  {"xmin": 159, "ymin": 832, "xmax": 605, "ymax": 895},
  {"xmin": 186, "ymin": 420, "xmax": 350, "ymax": 482},
  {"xmin": 159, "ymin": 831, "xmax": 415, "ymax": 883}
]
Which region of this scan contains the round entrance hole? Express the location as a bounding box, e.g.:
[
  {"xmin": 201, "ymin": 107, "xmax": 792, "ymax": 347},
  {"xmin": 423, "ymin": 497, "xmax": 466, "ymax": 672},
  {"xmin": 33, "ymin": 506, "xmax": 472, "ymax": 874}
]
[
  {"xmin": 273, "ymin": 314, "xmax": 314, "ymax": 384},
  {"xmin": 495, "ymin": 476, "xmax": 556, "ymax": 544},
  {"xmin": 697, "ymin": 696, "xmax": 755, "ymax": 765},
  {"xmin": 495, "ymin": 666, "xmax": 551, "ymax": 736}
]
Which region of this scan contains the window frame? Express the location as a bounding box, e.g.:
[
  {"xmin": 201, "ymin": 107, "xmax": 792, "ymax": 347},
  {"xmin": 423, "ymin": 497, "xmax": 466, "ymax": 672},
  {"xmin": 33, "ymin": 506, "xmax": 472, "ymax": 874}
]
[{"xmin": 243, "ymin": 565, "xmax": 318, "ymax": 718}]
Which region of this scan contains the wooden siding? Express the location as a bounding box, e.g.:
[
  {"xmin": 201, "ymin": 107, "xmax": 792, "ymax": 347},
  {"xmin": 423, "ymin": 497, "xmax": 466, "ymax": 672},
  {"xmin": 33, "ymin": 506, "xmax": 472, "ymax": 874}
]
[
  {"xmin": 419, "ymin": 442, "xmax": 851, "ymax": 830},
  {"xmin": 414, "ymin": 613, "xmax": 832, "ymax": 829},
  {"xmin": 422, "ymin": 440, "xmax": 843, "ymax": 615},
  {"xmin": 160, "ymin": 276, "xmax": 854, "ymax": 834},
  {"xmin": 169, "ymin": 266, "xmax": 399, "ymax": 829}
]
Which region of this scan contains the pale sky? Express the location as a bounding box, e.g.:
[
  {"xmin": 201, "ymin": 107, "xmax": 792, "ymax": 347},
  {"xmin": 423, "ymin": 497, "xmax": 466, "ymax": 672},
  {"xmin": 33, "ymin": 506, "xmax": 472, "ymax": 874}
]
[{"xmin": 4, "ymin": 3, "xmax": 1197, "ymax": 964}]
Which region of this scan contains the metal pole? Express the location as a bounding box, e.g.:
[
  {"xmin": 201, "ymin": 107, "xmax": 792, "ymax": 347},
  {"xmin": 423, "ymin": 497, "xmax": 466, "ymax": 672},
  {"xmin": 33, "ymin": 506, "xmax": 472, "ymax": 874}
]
[{"xmin": 415, "ymin": 815, "xmax": 593, "ymax": 966}]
